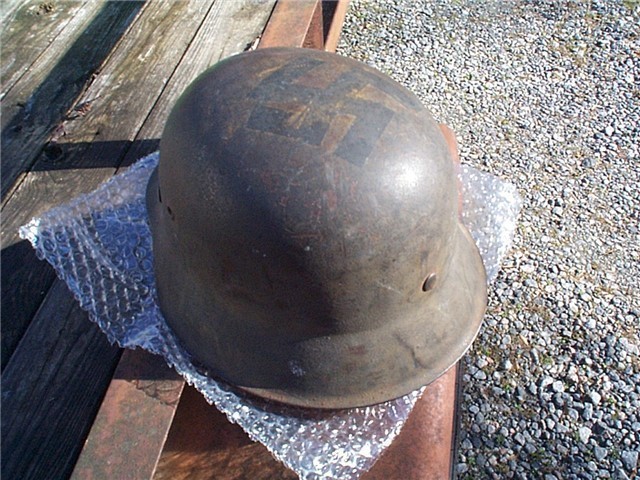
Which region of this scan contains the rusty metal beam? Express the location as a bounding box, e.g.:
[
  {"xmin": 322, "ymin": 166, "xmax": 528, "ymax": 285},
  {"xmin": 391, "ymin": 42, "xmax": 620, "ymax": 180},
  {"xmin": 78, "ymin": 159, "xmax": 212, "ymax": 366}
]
[
  {"xmin": 70, "ymin": 349, "xmax": 185, "ymax": 479},
  {"xmin": 362, "ymin": 366, "xmax": 460, "ymax": 480},
  {"xmin": 259, "ymin": 0, "xmax": 324, "ymax": 49},
  {"xmin": 324, "ymin": 0, "xmax": 350, "ymax": 52}
]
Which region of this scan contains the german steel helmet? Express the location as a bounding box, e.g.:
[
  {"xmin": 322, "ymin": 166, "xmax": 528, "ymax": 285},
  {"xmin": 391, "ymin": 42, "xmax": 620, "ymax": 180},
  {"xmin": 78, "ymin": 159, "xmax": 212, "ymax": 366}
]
[{"xmin": 146, "ymin": 47, "xmax": 486, "ymax": 409}]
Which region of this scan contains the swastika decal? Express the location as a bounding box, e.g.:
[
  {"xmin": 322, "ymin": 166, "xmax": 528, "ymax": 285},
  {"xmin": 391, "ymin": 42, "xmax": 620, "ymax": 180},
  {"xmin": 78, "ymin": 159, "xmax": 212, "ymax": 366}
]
[{"xmin": 245, "ymin": 57, "xmax": 420, "ymax": 166}]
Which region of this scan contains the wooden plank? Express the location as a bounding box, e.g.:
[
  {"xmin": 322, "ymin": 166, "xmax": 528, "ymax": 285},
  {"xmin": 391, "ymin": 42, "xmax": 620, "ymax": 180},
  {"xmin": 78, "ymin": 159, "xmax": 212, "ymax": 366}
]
[
  {"xmin": 0, "ymin": 280, "xmax": 122, "ymax": 480},
  {"xmin": 121, "ymin": 0, "xmax": 278, "ymax": 166},
  {"xmin": 71, "ymin": 349, "xmax": 185, "ymax": 480},
  {"xmin": 0, "ymin": 239, "xmax": 55, "ymax": 370},
  {"xmin": 1, "ymin": 1, "xmax": 145, "ymax": 201},
  {"xmin": 0, "ymin": 1, "xmax": 160, "ymax": 369},
  {"xmin": 0, "ymin": 0, "xmax": 26, "ymax": 23},
  {"xmin": 1, "ymin": 1, "xmax": 87, "ymax": 98},
  {"xmin": 0, "ymin": 0, "xmax": 211, "ymax": 370},
  {"xmin": 304, "ymin": 0, "xmax": 324, "ymax": 49}
]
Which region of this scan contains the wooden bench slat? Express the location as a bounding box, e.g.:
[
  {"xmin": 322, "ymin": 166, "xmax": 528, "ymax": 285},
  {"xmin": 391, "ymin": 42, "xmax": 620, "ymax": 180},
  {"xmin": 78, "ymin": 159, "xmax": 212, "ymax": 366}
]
[
  {"xmin": 1, "ymin": 1, "xmax": 88, "ymax": 98},
  {"xmin": 0, "ymin": 2, "xmax": 146, "ymax": 369},
  {"xmin": 362, "ymin": 367, "xmax": 459, "ymax": 479},
  {"xmin": 0, "ymin": 240, "xmax": 56, "ymax": 370},
  {"xmin": 0, "ymin": 280, "xmax": 121, "ymax": 480},
  {"xmin": 1, "ymin": 1, "xmax": 145, "ymax": 201},
  {"xmin": 0, "ymin": 0, "xmax": 212, "ymax": 371}
]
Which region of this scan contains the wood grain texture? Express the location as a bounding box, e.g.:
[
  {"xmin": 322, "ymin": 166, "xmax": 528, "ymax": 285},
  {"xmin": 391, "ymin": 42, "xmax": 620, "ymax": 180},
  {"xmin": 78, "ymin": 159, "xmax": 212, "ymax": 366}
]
[
  {"xmin": 1, "ymin": 1, "xmax": 144, "ymax": 200},
  {"xmin": 1, "ymin": 0, "xmax": 87, "ymax": 98},
  {"xmin": 0, "ymin": 280, "xmax": 122, "ymax": 480},
  {"xmin": 0, "ymin": 239, "xmax": 56, "ymax": 370},
  {"xmin": 1, "ymin": 0, "xmax": 211, "ymax": 370},
  {"xmin": 0, "ymin": 0, "xmax": 30, "ymax": 24}
]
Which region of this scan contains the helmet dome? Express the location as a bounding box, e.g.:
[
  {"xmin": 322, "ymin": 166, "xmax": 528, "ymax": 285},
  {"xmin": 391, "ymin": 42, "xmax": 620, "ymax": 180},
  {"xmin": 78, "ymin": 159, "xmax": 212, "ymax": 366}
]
[{"xmin": 147, "ymin": 47, "xmax": 486, "ymax": 408}]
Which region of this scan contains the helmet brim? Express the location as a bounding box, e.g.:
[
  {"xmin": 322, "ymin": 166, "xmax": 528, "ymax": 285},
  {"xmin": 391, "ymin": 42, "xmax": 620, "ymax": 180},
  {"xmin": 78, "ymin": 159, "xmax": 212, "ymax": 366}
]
[
  {"xmin": 241, "ymin": 221, "xmax": 487, "ymax": 409},
  {"xmin": 148, "ymin": 160, "xmax": 487, "ymax": 409}
]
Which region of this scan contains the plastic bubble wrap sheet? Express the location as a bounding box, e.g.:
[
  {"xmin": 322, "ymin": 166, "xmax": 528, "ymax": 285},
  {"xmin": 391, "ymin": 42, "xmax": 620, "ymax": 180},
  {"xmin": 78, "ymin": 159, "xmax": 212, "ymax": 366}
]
[{"xmin": 20, "ymin": 152, "xmax": 521, "ymax": 479}]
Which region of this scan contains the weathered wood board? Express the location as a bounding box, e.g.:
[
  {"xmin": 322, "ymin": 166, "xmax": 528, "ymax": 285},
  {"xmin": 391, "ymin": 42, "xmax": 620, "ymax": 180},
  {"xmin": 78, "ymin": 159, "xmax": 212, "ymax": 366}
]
[
  {"xmin": 0, "ymin": 1, "xmax": 145, "ymax": 370},
  {"xmin": 0, "ymin": 0, "xmax": 210, "ymax": 369},
  {"xmin": 1, "ymin": 1, "xmax": 277, "ymax": 478},
  {"xmin": 71, "ymin": 349, "xmax": 185, "ymax": 480},
  {"xmin": 1, "ymin": 1, "xmax": 145, "ymax": 200},
  {"xmin": 0, "ymin": 281, "xmax": 121, "ymax": 480},
  {"xmin": 1, "ymin": 1, "xmax": 87, "ymax": 97}
]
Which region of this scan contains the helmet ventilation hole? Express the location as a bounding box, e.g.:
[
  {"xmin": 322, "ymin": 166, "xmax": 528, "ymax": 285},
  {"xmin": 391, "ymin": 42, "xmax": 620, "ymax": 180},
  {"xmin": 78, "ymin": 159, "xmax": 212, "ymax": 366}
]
[
  {"xmin": 158, "ymin": 187, "xmax": 162, "ymax": 203},
  {"xmin": 422, "ymin": 273, "xmax": 437, "ymax": 292},
  {"xmin": 166, "ymin": 205, "xmax": 174, "ymax": 220}
]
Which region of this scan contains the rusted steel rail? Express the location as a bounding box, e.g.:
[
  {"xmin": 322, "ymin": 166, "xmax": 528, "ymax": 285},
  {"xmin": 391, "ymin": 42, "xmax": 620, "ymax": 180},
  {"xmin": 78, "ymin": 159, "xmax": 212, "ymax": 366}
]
[{"xmin": 71, "ymin": 349, "xmax": 185, "ymax": 479}]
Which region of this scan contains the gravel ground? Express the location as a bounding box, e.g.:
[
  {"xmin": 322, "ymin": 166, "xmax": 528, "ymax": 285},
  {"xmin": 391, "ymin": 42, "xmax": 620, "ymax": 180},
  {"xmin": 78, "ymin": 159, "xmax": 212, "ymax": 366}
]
[{"xmin": 337, "ymin": 1, "xmax": 639, "ymax": 478}]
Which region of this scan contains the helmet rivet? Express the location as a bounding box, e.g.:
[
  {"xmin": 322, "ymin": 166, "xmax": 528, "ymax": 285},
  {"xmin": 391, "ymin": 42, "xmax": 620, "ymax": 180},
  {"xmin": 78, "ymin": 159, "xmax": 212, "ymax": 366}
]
[{"xmin": 422, "ymin": 273, "xmax": 437, "ymax": 292}]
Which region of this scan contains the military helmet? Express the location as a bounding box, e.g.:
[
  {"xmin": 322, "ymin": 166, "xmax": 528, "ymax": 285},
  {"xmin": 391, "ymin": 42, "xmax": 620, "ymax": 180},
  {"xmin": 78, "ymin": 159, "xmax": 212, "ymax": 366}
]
[{"xmin": 146, "ymin": 47, "xmax": 486, "ymax": 409}]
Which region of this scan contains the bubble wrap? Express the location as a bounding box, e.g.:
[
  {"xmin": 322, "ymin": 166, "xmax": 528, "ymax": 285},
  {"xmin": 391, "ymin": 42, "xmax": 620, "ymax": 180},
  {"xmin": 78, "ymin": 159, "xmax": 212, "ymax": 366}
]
[{"xmin": 19, "ymin": 152, "xmax": 521, "ymax": 479}]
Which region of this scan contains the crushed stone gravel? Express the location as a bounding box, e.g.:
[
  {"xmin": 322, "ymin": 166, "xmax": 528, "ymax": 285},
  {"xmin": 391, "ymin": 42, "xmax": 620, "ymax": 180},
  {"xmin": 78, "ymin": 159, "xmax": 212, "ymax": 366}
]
[{"xmin": 338, "ymin": 1, "xmax": 640, "ymax": 478}]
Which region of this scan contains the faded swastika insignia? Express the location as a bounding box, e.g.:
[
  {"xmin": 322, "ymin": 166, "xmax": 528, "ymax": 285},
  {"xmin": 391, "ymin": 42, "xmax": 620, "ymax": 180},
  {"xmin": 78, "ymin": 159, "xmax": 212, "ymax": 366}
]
[
  {"xmin": 247, "ymin": 105, "xmax": 329, "ymax": 146},
  {"xmin": 245, "ymin": 58, "xmax": 410, "ymax": 166}
]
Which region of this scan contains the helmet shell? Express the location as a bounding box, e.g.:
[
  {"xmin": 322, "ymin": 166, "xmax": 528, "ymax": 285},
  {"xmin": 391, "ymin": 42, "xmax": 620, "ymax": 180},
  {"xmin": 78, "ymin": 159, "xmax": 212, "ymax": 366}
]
[{"xmin": 147, "ymin": 47, "xmax": 486, "ymax": 408}]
